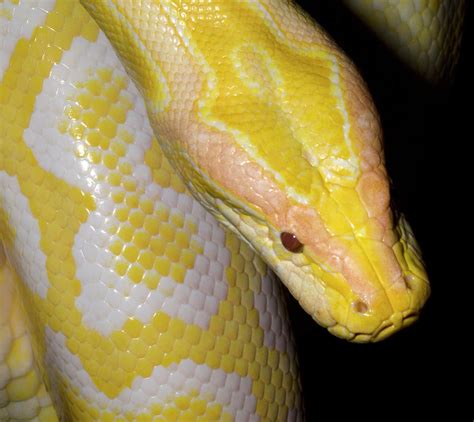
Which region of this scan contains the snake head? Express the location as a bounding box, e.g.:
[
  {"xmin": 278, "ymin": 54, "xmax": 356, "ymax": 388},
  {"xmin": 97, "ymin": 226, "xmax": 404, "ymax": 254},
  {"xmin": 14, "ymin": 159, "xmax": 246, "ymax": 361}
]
[
  {"xmin": 209, "ymin": 96, "xmax": 430, "ymax": 343},
  {"xmin": 192, "ymin": 33, "xmax": 431, "ymax": 343},
  {"xmin": 195, "ymin": 42, "xmax": 431, "ymax": 342}
]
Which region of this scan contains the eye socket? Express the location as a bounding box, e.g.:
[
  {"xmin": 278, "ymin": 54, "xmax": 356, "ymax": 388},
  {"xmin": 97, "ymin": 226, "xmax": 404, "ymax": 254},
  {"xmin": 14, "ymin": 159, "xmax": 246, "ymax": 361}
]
[{"xmin": 280, "ymin": 232, "xmax": 303, "ymax": 253}]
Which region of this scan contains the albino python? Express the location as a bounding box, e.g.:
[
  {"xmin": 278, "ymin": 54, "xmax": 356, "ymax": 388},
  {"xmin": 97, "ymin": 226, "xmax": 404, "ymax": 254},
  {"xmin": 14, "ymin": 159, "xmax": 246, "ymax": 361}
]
[{"xmin": 0, "ymin": 0, "xmax": 465, "ymax": 420}]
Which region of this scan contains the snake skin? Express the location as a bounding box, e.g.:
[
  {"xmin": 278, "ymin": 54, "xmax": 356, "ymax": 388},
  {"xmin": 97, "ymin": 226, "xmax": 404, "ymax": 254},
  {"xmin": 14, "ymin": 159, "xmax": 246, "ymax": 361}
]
[
  {"xmin": 0, "ymin": 1, "xmax": 301, "ymax": 420},
  {"xmin": 0, "ymin": 0, "xmax": 463, "ymax": 420}
]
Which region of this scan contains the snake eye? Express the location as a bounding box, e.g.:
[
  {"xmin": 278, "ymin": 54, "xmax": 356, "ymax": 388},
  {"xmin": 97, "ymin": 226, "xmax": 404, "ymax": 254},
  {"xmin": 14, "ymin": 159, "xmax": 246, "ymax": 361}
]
[{"xmin": 280, "ymin": 232, "xmax": 303, "ymax": 253}]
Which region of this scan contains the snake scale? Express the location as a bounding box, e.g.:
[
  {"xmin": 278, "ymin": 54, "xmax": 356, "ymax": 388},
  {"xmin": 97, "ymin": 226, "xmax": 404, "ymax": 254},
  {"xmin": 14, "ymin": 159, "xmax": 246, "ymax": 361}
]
[{"xmin": 0, "ymin": 0, "xmax": 465, "ymax": 420}]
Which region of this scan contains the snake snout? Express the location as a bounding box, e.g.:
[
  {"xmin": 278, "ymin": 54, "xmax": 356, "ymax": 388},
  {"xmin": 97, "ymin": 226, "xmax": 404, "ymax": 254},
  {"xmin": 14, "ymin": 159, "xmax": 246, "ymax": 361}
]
[
  {"xmin": 280, "ymin": 212, "xmax": 430, "ymax": 343},
  {"xmin": 325, "ymin": 267, "xmax": 430, "ymax": 343}
]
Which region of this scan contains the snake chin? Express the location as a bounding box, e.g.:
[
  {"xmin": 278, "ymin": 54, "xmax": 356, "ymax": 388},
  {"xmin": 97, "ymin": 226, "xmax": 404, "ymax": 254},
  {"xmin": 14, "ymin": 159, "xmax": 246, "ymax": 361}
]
[{"xmin": 328, "ymin": 310, "xmax": 420, "ymax": 343}]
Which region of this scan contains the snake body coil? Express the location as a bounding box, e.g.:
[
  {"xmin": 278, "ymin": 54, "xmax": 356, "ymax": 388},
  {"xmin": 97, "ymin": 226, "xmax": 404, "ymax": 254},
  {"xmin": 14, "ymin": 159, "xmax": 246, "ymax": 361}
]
[{"xmin": 1, "ymin": 0, "xmax": 463, "ymax": 420}]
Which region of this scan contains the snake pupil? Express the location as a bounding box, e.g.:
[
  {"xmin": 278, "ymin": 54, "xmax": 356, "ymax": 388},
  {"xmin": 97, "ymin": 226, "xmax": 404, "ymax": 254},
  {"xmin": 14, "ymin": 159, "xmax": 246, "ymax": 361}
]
[{"xmin": 280, "ymin": 232, "xmax": 303, "ymax": 253}]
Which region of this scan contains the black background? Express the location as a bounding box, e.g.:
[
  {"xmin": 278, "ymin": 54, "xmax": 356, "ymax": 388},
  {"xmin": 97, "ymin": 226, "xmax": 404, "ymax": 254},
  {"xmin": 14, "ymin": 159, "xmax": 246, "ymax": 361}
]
[{"xmin": 286, "ymin": 2, "xmax": 471, "ymax": 420}]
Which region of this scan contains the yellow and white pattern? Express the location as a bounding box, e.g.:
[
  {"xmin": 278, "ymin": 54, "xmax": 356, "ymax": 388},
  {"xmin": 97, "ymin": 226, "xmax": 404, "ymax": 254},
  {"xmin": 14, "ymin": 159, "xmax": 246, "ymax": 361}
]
[
  {"xmin": 0, "ymin": 1, "xmax": 302, "ymax": 419},
  {"xmin": 1, "ymin": 0, "xmax": 461, "ymax": 420}
]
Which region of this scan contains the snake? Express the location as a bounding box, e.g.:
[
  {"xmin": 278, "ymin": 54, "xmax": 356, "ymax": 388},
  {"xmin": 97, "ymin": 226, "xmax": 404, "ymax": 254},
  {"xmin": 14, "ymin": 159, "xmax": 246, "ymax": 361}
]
[{"xmin": 0, "ymin": 0, "xmax": 465, "ymax": 420}]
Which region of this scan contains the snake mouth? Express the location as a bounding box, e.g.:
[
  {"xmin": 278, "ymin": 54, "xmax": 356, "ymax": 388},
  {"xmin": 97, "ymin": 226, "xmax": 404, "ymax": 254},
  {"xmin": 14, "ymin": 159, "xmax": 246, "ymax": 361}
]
[
  {"xmin": 370, "ymin": 311, "xmax": 419, "ymax": 341},
  {"xmin": 328, "ymin": 310, "xmax": 420, "ymax": 343}
]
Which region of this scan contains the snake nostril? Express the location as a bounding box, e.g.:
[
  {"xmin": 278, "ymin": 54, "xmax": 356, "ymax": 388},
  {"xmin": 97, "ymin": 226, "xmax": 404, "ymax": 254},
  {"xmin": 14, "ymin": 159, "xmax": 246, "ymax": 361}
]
[{"xmin": 353, "ymin": 300, "xmax": 369, "ymax": 314}]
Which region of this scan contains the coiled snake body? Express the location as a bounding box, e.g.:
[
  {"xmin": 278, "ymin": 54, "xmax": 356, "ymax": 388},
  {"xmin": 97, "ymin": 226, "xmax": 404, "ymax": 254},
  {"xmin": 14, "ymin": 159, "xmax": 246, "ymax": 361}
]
[{"xmin": 0, "ymin": 1, "xmax": 464, "ymax": 420}]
